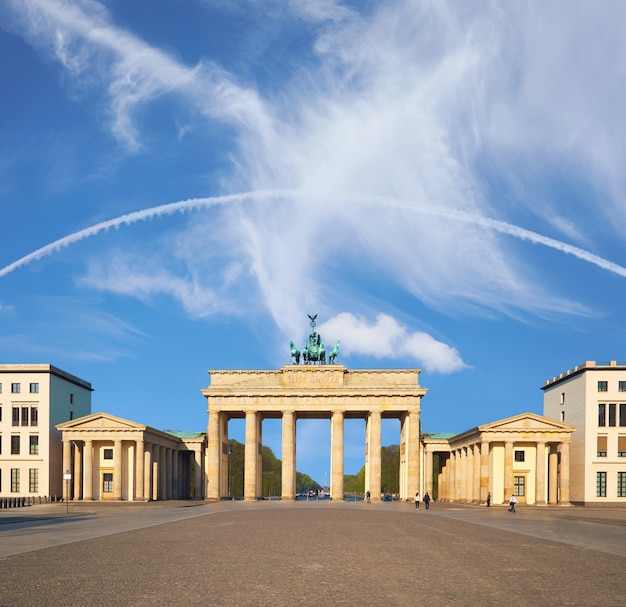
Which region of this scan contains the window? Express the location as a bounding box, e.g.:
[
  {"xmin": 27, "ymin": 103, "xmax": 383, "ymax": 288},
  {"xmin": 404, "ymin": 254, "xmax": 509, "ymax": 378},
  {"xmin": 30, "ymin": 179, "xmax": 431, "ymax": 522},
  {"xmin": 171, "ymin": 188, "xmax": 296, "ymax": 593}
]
[
  {"xmin": 597, "ymin": 436, "xmax": 607, "ymax": 457},
  {"xmin": 599, "ymin": 403, "xmax": 606, "ymax": 427},
  {"xmin": 11, "ymin": 383, "xmax": 20, "ymax": 394},
  {"xmin": 12, "ymin": 407, "xmax": 19, "ymax": 427},
  {"xmin": 598, "ymin": 380, "xmax": 608, "ymax": 392},
  {"xmin": 11, "ymin": 469, "xmax": 19, "ymax": 493},
  {"xmin": 514, "ymin": 450, "xmax": 525, "ymax": 462},
  {"xmin": 21, "ymin": 407, "xmax": 29, "ymax": 426},
  {"xmin": 29, "ymin": 468, "xmax": 38, "ymax": 493},
  {"xmin": 10, "ymin": 435, "xmax": 20, "ymax": 455},
  {"xmin": 102, "ymin": 473, "xmax": 113, "ymax": 493},
  {"xmin": 70, "ymin": 393, "xmax": 74, "ymax": 405},
  {"xmin": 69, "ymin": 411, "xmax": 74, "ymax": 420},
  {"xmin": 561, "ymin": 411, "xmax": 566, "ymax": 422},
  {"xmin": 618, "ymin": 472, "xmax": 626, "ymax": 498},
  {"xmin": 619, "ymin": 381, "xmax": 626, "ymax": 392},
  {"xmin": 514, "ymin": 476, "xmax": 526, "ymax": 497},
  {"xmin": 560, "ymin": 392, "xmax": 565, "ymax": 404},
  {"xmin": 30, "ymin": 407, "xmax": 38, "ymax": 427},
  {"xmin": 0, "ymin": 382, "xmax": 2, "ymax": 393},
  {"xmin": 0, "ymin": 405, "xmax": 2, "ymax": 421},
  {"xmin": 620, "ymin": 403, "xmax": 626, "ymax": 427},
  {"xmin": 609, "ymin": 404, "xmax": 617, "ymax": 427},
  {"xmin": 29, "ymin": 383, "xmax": 39, "ymax": 394},
  {"xmin": 597, "ymin": 471, "xmax": 607, "ymax": 497},
  {"xmin": 29, "ymin": 435, "xmax": 39, "ymax": 455},
  {"xmin": 103, "ymin": 448, "xmax": 113, "ymax": 460},
  {"xmin": 618, "ymin": 436, "xmax": 626, "ymax": 457}
]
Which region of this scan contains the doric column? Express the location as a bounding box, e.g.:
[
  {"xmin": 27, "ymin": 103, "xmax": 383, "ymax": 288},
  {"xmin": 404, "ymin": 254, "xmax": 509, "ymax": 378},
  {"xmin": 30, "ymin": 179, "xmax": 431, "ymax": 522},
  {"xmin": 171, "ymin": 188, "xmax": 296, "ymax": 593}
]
[
  {"xmin": 194, "ymin": 447, "xmax": 203, "ymax": 499},
  {"xmin": 143, "ymin": 442, "xmax": 152, "ymax": 501},
  {"xmin": 559, "ymin": 441, "xmax": 570, "ymax": 506},
  {"xmin": 172, "ymin": 448, "xmax": 179, "ymax": 500},
  {"xmin": 366, "ymin": 410, "xmax": 382, "ymax": 501},
  {"xmin": 113, "ymin": 439, "xmax": 123, "ymax": 500},
  {"xmin": 535, "ymin": 441, "xmax": 546, "ymax": 505},
  {"xmin": 244, "ymin": 411, "xmax": 259, "ymax": 501},
  {"xmin": 152, "ymin": 443, "xmax": 159, "ymax": 501},
  {"xmin": 62, "ymin": 440, "xmax": 72, "ymax": 501},
  {"xmin": 459, "ymin": 447, "xmax": 467, "ymax": 502},
  {"xmin": 207, "ymin": 410, "xmax": 221, "ymax": 499},
  {"xmin": 281, "ymin": 410, "xmax": 296, "ymax": 500},
  {"xmin": 84, "ymin": 439, "xmax": 93, "ymax": 500},
  {"xmin": 425, "ymin": 448, "xmax": 433, "ymax": 497},
  {"xmin": 472, "ymin": 444, "xmax": 481, "ymax": 503},
  {"xmin": 440, "ymin": 460, "xmax": 447, "ymax": 501},
  {"xmin": 548, "ymin": 447, "xmax": 558, "ymax": 504},
  {"xmin": 504, "ymin": 440, "xmax": 514, "ymax": 501},
  {"xmin": 479, "ymin": 441, "xmax": 490, "ymax": 503},
  {"xmin": 405, "ymin": 411, "xmax": 420, "ymax": 501},
  {"xmin": 73, "ymin": 441, "xmax": 82, "ymax": 500},
  {"xmin": 448, "ymin": 451, "xmax": 456, "ymax": 502},
  {"xmin": 454, "ymin": 449, "xmax": 462, "ymax": 501},
  {"xmin": 330, "ymin": 411, "xmax": 344, "ymax": 500},
  {"xmin": 159, "ymin": 446, "xmax": 167, "ymax": 500},
  {"xmin": 135, "ymin": 439, "xmax": 145, "ymax": 501},
  {"xmin": 166, "ymin": 448, "xmax": 173, "ymax": 500}
]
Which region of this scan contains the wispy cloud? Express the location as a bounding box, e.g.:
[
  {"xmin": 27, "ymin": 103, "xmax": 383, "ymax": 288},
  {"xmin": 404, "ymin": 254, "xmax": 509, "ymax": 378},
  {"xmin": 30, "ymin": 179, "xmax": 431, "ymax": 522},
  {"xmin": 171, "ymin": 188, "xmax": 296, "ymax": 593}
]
[{"xmin": 2, "ymin": 0, "xmax": 625, "ymax": 370}]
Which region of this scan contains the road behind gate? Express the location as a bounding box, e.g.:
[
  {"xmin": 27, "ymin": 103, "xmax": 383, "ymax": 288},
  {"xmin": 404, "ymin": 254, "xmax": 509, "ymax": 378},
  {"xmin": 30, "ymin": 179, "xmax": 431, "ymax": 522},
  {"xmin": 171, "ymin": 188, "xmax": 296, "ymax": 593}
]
[{"xmin": 1, "ymin": 500, "xmax": 625, "ymax": 607}]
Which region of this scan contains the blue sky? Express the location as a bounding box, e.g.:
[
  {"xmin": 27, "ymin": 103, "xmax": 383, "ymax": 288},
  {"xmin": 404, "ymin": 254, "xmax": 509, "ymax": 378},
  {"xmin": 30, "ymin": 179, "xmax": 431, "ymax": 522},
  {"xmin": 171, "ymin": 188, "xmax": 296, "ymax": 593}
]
[{"xmin": 2, "ymin": 0, "xmax": 626, "ymax": 486}]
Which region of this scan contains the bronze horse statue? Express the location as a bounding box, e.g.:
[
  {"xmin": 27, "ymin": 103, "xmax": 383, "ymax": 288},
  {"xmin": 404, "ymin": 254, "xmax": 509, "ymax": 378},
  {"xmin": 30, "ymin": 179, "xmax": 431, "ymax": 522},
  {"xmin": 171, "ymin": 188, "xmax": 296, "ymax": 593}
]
[
  {"xmin": 289, "ymin": 341, "xmax": 301, "ymax": 364},
  {"xmin": 328, "ymin": 340, "xmax": 340, "ymax": 364}
]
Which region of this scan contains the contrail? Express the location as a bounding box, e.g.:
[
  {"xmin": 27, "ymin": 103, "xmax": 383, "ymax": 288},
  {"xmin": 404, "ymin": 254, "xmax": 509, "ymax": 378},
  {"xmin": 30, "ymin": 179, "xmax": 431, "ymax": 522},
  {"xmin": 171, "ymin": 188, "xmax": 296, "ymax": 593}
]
[{"xmin": 1, "ymin": 189, "xmax": 625, "ymax": 279}]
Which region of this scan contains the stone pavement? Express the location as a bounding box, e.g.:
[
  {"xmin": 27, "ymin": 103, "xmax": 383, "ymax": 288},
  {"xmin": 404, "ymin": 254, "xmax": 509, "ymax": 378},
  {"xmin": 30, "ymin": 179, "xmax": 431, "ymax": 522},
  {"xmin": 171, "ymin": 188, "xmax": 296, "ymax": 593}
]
[{"xmin": 1, "ymin": 500, "xmax": 625, "ymax": 606}]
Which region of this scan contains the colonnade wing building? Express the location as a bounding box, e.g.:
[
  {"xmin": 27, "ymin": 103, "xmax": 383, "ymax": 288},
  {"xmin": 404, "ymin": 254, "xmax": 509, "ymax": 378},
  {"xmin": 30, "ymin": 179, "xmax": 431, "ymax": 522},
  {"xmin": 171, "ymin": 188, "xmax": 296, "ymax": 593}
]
[{"xmin": 202, "ymin": 365, "xmax": 426, "ymax": 502}]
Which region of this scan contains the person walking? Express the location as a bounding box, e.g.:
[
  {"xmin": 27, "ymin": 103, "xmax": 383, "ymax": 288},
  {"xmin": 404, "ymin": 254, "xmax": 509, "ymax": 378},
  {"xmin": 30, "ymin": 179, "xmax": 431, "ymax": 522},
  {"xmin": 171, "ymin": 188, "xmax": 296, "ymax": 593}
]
[
  {"xmin": 508, "ymin": 494, "xmax": 518, "ymax": 513},
  {"xmin": 486, "ymin": 492, "xmax": 491, "ymax": 507},
  {"xmin": 423, "ymin": 492, "xmax": 431, "ymax": 510},
  {"xmin": 414, "ymin": 492, "xmax": 420, "ymax": 510},
  {"xmin": 365, "ymin": 490, "xmax": 371, "ymax": 503}
]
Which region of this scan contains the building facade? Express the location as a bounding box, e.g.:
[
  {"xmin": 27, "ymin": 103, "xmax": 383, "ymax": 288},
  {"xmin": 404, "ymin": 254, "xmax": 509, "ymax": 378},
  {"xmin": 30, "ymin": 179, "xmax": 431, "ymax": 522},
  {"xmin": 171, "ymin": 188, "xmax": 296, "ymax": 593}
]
[
  {"xmin": 0, "ymin": 364, "xmax": 92, "ymax": 500},
  {"xmin": 425, "ymin": 413, "xmax": 575, "ymax": 505},
  {"xmin": 543, "ymin": 360, "xmax": 626, "ymax": 506},
  {"xmin": 57, "ymin": 413, "xmax": 206, "ymax": 501}
]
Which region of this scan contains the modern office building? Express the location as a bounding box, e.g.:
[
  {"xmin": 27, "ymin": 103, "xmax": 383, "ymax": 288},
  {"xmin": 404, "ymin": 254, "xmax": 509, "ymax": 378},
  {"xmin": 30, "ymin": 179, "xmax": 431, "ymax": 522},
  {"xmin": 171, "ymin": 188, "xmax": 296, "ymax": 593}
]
[
  {"xmin": 543, "ymin": 360, "xmax": 626, "ymax": 506},
  {"xmin": 0, "ymin": 364, "xmax": 92, "ymax": 500}
]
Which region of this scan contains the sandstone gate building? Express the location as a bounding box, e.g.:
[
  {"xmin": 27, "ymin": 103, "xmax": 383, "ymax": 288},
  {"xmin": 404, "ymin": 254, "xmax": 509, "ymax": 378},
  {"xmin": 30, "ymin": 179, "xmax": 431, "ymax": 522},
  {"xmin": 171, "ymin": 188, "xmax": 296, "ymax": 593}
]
[{"xmin": 202, "ymin": 365, "xmax": 426, "ymax": 502}]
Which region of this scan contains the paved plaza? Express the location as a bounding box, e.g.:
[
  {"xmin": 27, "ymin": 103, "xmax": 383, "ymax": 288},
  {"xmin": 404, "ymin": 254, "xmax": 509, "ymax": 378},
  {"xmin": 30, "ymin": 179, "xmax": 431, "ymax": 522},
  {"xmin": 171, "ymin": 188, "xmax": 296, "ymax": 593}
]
[{"xmin": 1, "ymin": 500, "xmax": 625, "ymax": 606}]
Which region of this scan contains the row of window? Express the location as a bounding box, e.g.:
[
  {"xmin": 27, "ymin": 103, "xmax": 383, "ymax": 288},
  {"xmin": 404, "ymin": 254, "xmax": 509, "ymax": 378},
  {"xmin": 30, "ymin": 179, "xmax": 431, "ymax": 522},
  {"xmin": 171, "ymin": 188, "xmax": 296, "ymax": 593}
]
[
  {"xmin": 596, "ymin": 435, "xmax": 626, "ymax": 457},
  {"xmin": 598, "ymin": 403, "xmax": 626, "ymax": 427},
  {"xmin": 0, "ymin": 383, "xmax": 39, "ymax": 394},
  {"xmin": 0, "ymin": 406, "xmax": 39, "ymax": 427},
  {"xmin": 598, "ymin": 381, "xmax": 626, "ymax": 392},
  {"xmin": 0, "ymin": 468, "xmax": 39, "ymax": 493},
  {"xmin": 0, "ymin": 435, "xmax": 39, "ymax": 455},
  {"xmin": 596, "ymin": 471, "xmax": 626, "ymax": 497}
]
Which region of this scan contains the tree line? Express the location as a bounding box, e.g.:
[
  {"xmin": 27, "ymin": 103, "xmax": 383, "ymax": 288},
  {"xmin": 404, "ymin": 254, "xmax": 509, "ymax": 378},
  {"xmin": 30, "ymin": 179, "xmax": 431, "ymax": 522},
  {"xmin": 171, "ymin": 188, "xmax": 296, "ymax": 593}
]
[{"xmin": 225, "ymin": 440, "xmax": 400, "ymax": 497}]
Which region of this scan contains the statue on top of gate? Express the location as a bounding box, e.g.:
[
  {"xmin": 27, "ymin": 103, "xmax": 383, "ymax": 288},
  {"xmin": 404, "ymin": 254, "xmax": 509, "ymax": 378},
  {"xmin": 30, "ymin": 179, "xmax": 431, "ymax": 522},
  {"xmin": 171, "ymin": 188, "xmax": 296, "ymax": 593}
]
[{"xmin": 290, "ymin": 314, "xmax": 340, "ymax": 365}]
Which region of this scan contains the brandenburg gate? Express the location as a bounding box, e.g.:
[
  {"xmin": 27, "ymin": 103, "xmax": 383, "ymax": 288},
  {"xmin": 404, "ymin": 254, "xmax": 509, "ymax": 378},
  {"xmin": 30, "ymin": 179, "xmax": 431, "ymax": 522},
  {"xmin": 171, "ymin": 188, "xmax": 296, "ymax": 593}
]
[{"xmin": 202, "ymin": 364, "xmax": 427, "ymax": 502}]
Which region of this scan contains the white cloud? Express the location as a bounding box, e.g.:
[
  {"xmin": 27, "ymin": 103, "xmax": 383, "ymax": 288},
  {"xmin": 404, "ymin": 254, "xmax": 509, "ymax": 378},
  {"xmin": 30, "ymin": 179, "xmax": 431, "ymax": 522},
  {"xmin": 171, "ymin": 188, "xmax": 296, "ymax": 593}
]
[
  {"xmin": 78, "ymin": 251, "xmax": 220, "ymax": 319},
  {"xmin": 319, "ymin": 312, "xmax": 468, "ymax": 373},
  {"xmin": 3, "ymin": 0, "xmax": 626, "ymax": 365}
]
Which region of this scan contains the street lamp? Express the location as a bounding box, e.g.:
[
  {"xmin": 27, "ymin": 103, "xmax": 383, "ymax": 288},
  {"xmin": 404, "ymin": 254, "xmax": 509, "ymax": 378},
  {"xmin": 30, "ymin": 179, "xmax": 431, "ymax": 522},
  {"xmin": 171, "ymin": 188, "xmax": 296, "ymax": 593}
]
[
  {"xmin": 228, "ymin": 444, "xmax": 233, "ymax": 499},
  {"xmin": 63, "ymin": 469, "xmax": 72, "ymax": 515}
]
